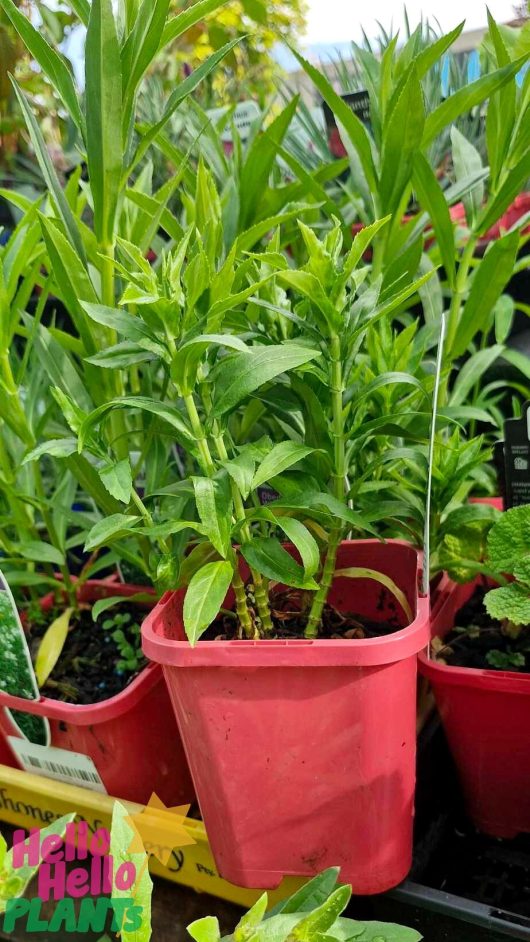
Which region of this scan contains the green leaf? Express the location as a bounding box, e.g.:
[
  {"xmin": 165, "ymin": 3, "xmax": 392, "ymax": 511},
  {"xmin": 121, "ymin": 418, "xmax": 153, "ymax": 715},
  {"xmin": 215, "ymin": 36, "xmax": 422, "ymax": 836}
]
[
  {"xmin": 10, "ymin": 80, "xmax": 86, "ymax": 265},
  {"xmin": 192, "ymin": 476, "xmax": 230, "ymax": 558},
  {"xmin": 232, "ymin": 896, "xmax": 268, "ymax": 942},
  {"xmin": 172, "ymin": 334, "xmax": 248, "ymax": 396},
  {"xmin": 478, "ymin": 151, "xmax": 530, "ymax": 234},
  {"xmin": 452, "ymin": 230, "xmax": 520, "ymax": 356},
  {"xmin": 423, "ymin": 57, "xmax": 528, "ymax": 145},
  {"xmin": 85, "ymin": 0, "xmax": 123, "ymax": 245},
  {"xmin": 451, "ymin": 127, "xmax": 484, "ymax": 226},
  {"xmin": 239, "ymin": 98, "xmax": 298, "ymax": 230},
  {"xmin": 84, "ymin": 514, "xmax": 141, "ymax": 552},
  {"xmin": 99, "ymin": 458, "xmax": 133, "ymax": 504},
  {"xmin": 290, "ymin": 48, "xmax": 377, "ymax": 191},
  {"xmin": 212, "ymin": 344, "xmax": 321, "ymax": 417},
  {"xmin": 187, "ymin": 916, "xmax": 221, "ymax": 942},
  {"xmin": 79, "ymin": 397, "xmax": 193, "ymax": 449},
  {"xmin": 487, "ymin": 505, "xmax": 530, "ymax": 573},
  {"xmin": 252, "ymin": 443, "xmax": 315, "ymax": 490},
  {"xmin": 485, "ymin": 583, "xmax": 530, "ymax": 627},
  {"xmin": 183, "ymin": 561, "xmax": 234, "ymax": 645},
  {"xmin": 110, "ymin": 800, "xmax": 152, "ymax": 942},
  {"xmin": 413, "ymin": 152, "xmax": 456, "ymax": 288},
  {"xmin": 272, "ymin": 517, "xmax": 320, "ymax": 580},
  {"xmin": 16, "ymin": 541, "xmax": 65, "ymax": 567},
  {"xmin": 82, "ymin": 302, "xmax": 169, "ymax": 360},
  {"xmin": 39, "ymin": 215, "xmax": 99, "ymax": 354},
  {"xmin": 289, "ymin": 886, "xmax": 351, "ymax": 940},
  {"xmin": 494, "ymin": 295, "xmax": 515, "ymax": 344},
  {"xmin": 160, "ymin": 0, "xmax": 229, "ymax": 49},
  {"xmin": 35, "ymin": 607, "xmax": 73, "ymax": 687},
  {"xmin": 85, "ymin": 341, "xmax": 154, "ymax": 369},
  {"xmin": 132, "ymin": 39, "xmax": 242, "ymax": 171},
  {"xmin": 0, "ymin": 0, "xmax": 84, "ymax": 134},
  {"xmin": 380, "ymin": 65, "xmax": 425, "ymax": 217},
  {"xmin": 450, "ymin": 345, "xmax": 505, "ymax": 405},
  {"xmin": 240, "ymin": 538, "xmax": 319, "ymax": 590},
  {"xmin": 23, "ymin": 438, "xmax": 78, "ymax": 464},
  {"xmin": 121, "ymin": 0, "xmax": 170, "ymax": 136},
  {"xmin": 222, "ymin": 449, "xmax": 257, "ymax": 501},
  {"xmin": 267, "ymin": 868, "xmax": 340, "ymax": 917}
]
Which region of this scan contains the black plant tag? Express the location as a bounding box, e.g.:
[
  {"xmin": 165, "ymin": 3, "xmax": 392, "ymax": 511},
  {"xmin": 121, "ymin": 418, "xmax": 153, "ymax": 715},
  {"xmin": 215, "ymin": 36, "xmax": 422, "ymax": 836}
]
[
  {"xmin": 258, "ymin": 486, "xmax": 280, "ymax": 506},
  {"xmin": 503, "ymin": 401, "xmax": 530, "ymax": 508}
]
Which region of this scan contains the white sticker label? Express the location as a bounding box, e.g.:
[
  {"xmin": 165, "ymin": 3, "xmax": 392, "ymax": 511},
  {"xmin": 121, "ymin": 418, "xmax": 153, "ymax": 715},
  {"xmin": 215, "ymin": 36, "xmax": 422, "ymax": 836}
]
[{"xmin": 8, "ymin": 738, "xmax": 107, "ymax": 794}]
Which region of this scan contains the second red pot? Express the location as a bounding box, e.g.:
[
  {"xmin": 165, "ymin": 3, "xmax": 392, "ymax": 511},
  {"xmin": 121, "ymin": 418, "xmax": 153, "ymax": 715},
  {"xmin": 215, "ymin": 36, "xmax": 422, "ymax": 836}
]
[
  {"xmin": 419, "ymin": 578, "xmax": 530, "ymax": 839},
  {"xmin": 0, "ymin": 580, "xmax": 194, "ymax": 805},
  {"xmin": 142, "ymin": 539, "xmax": 429, "ymax": 893}
]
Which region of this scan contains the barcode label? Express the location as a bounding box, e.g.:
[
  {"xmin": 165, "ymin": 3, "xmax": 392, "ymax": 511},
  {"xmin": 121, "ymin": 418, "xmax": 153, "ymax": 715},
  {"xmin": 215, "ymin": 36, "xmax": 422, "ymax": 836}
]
[{"xmin": 8, "ymin": 738, "xmax": 107, "ymax": 794}]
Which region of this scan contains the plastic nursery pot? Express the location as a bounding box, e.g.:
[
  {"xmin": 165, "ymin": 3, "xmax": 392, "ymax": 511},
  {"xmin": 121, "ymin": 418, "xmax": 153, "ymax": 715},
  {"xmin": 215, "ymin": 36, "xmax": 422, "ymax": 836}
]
[
  {"xmin": 0, "ymin": 580, "xmax": 194, "ymax": 805},
  {"xmin": 142, "ymin": 539, "xmax": 429, "ymax": 893},
  {"xmin": 419, "ymin": 578, "xmax": 530, "ymax": 839}
]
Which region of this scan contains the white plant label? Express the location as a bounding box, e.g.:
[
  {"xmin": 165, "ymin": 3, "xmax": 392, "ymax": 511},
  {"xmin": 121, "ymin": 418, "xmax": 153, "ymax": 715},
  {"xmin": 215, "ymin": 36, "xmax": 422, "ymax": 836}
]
[
  {"xmin": 8, "ymin": 738, "xmax": 107, "ymax": 794},
  {"xmin": 0, "ymin": 568, "xmax": 50, "ymax": 746}
]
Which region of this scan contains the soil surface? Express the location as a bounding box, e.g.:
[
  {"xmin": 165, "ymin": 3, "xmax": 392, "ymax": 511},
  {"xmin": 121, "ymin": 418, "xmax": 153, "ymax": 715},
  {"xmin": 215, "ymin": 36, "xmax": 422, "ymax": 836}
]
[
  {"xmin": 205, "ymin": 586, "xmax": 405, "ymax": 641},
  {"xmin": 25, "ymin": 601, "xmax": 147, "ymax": 704},
  {"xmin": 441, "ymin": 585, "xmax": 530, "ymax": 673}
]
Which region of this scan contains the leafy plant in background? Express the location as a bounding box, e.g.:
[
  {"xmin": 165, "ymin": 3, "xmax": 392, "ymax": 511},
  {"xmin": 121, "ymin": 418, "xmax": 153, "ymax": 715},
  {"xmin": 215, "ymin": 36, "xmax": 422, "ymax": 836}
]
[
  {"xmin": 483, "ymin": 505, "xmax": 530, "ymax": 636},
  {"xmin": 187, "ymin": 867, "xmax": 421, "ymax": 942}
]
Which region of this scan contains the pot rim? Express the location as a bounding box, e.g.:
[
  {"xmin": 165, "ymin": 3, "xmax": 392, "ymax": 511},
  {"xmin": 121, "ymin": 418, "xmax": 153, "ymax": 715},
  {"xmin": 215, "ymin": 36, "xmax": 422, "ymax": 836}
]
[
  {"xmin": 0, "ymin": 579, "xmax": 161, "ymax": 723},
  {"xmin": 142, "ymin": 539, "xmax": 430, "ymax": 668}
]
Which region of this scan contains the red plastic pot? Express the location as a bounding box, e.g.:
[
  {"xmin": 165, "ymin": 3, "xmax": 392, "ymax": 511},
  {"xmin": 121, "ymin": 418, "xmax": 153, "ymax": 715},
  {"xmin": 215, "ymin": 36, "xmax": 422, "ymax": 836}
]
[
  {"xmin": 0, "ymin": 580, "xmax": 194, "ymax": 805},
  {"xmin": 419, "ymin": 578, "xmax": 530, "ymax": 838},
  {"xmin": 142, "ymin": 539, "xmax": 429, "ymax": 893}
]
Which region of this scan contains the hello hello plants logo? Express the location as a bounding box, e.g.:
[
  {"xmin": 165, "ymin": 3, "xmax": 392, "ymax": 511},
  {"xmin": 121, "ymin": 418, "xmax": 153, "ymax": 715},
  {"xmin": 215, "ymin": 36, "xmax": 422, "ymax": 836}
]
[{"xmin": 0, "ymin": 795, "xmax": 196, "ymax": 937}]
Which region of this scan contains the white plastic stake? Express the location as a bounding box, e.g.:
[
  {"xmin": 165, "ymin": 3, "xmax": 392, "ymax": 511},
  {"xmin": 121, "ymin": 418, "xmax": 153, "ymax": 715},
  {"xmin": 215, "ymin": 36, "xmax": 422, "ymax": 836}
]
[{"xmin": 423, "ymin": 312, "xmax": 447, "ymax": 598}]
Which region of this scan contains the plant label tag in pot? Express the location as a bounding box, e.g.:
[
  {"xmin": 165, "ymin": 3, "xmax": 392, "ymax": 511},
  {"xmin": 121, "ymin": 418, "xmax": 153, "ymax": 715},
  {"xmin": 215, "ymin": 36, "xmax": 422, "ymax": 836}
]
[
  {"xmin": 7, "ymin": 737, "xmax": 106, "ymax": 794},
  {"xmin": 504, "ymin": 401, "xmax": 530, "ymax": 508},
  {"xmin": 0, "ymin": 568, "xmax": 50, "ymax": 747}
]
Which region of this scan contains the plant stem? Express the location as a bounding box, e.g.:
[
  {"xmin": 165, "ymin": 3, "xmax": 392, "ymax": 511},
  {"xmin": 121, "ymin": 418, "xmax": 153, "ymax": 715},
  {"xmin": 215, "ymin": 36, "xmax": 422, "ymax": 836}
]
[
  {"xmin": 100, "ymin": 244, "xmax": 128, "ymax": 460},
  {"xmin": 209, "ymin": 421, "xmax": 273, "ymax": 634},
  {"xmin": 182, "ymin": 393, "xmax": 256, "ymax": 639},
  {"xmin": 306, "ymin": 332, "xmax": 345, "ymax": 638}
]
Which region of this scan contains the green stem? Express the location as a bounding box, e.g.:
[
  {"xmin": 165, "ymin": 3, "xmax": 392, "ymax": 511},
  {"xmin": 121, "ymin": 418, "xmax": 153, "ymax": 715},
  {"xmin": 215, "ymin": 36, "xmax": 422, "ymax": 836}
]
[
  {"xmin": 208, "ymin": 416, "xmax": 273, "ymax": 635},
  {"xmin": 100, "ymin": 244, "xmax": 128, "ymax": 460},
  {"xmin": 182, "ymin": 393, "xmax": 255, "ymax": 639},
  {"xmin": 306, "ymin": 333, "xmax": 345, "ymax": 638}
]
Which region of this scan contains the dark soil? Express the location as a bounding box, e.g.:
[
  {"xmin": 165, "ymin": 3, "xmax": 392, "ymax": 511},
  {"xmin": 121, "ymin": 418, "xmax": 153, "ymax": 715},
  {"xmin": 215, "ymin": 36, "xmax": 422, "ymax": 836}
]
[
  {"xmin": 204, "ymin": 586, "xmax": 404, "ymax": 641},
  {"xmin": 25, "ymin": 602, "xmax": 147, "ymax": 704},
  {"xmin": 442, "ymin": 585, "xmax": 530, "ymax": 673}
]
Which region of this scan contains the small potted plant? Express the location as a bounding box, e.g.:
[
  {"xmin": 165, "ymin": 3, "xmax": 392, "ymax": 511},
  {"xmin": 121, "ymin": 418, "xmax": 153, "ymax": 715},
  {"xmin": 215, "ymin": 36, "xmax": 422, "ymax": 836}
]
[
  {"xmin": 187, "ymin": 867, "xmax": 422, "ymax": 942},
  {"xmin": 420, "ymin": 504, "xmax": 530, "ymax": 838},
  {"xmin": 131, "ymin": 221, "xmax": 432, "ymax": 893}
]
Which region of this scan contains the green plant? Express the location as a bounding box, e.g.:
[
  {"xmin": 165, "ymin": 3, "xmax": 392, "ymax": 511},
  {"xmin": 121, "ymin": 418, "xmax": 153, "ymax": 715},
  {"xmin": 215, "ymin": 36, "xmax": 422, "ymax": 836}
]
[
  {"xmin": 102, "ymin": 611, "xmax": 143, "ymax": 672},
  {"xmin": 187, "ymin": 867, "xmax": 421, "ymax": 942},
  {"xmin": 484, "ymin": 504, "xmax": 530, "ymax": 631}
]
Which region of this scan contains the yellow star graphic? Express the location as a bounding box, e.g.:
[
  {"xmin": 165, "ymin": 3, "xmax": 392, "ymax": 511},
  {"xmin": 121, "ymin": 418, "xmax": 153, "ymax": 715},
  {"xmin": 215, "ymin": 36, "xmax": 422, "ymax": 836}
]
[{"xmin": 124, "ymin": 793, "xmax": 197, "ymax": 866}]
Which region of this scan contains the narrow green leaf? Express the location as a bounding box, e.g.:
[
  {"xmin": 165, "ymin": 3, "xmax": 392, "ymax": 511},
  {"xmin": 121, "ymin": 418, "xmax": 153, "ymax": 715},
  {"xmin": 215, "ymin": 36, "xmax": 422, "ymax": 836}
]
[
  {"xmin": 192, "ymin": 476, "xmax": 230, "ymax": 558},
  {"xmin": 423, "ymin": 57, "xmax": 528, "ymax": 145},
  {"xmin": 272, "ymin": 517, "xmax": 320, "ymax": 579},
  {"xmin": 10, "ymin": 80, "xmax": 86, "ymax": 264},
  {"xmin": 85, "ymin": 514, "xmax": 141, "ymax": 552},
  {"xmin": 290, "ymin": 47, "xmax": 378, "ymax": 191},
  {"xmin": 16, "ymin": 541, "xmax": 64, "ymax": 567},
  {"xmin": 160, "ymin": 0, "xmax": 229, "ymax": 49},
  {"xmin": 240, "ymin": 538, "xmax": 319, "ymax": 590},
  {"xmin": 23, "ymin": 439, "xmax": 78, "ymax": 464},
  {"xmin": 79, "ymin": 396, "xmax": 193, "ymax": 449},
  {"xmin": 99, "ymin": 458, "xmax": 133, "ymax": 504},
  {"xmin": 212, "ymin": 344, "xmax": 321, "ymax": 417},
  {"xmin": 252, "ymin": 442, "xmax": 315, "ymax": 490},
  {"xmin": 183, "ymin": 561, "xmax": 234, "ymax": 645},
  {"xmin": 413, "ymin": 153, "xmax": 455, "ymax": 288},
  {"xmin": 478, "ymin": 151, "xmax": 530, "ymax": 234},
  {"xmin": 452, "ymin": 229, "xmax": 520, "ymax": 356},
  {"xmin": 380, "ymin": 65, "xmax": 425, "ymax": 217},
  {"xmin": 85, "ymin": 0, "xmax": 123, "ymax": 245},
  {"xmin": 451, "ymin": 127, "xmax": 484, "ymax": 226}
]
